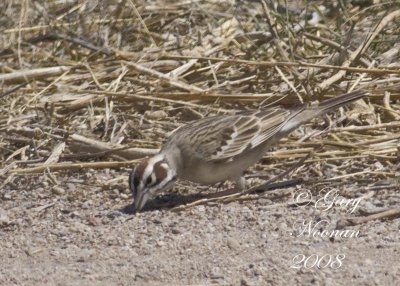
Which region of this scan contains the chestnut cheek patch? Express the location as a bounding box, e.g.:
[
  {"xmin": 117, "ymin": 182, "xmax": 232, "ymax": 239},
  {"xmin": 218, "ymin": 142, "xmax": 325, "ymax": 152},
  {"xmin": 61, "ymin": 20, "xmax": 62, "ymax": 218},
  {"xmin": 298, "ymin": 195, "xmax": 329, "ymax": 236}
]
[{"xmin": 153, "ymin": 161, "xmax": 168, "ymax": 185}]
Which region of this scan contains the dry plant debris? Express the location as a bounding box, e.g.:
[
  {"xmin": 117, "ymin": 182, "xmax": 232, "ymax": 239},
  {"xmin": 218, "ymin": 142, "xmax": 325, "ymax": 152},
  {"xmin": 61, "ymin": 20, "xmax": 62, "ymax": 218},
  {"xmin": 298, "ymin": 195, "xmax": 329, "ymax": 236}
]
[{"xmin": 0, "ymin": 1, "xmax": 399, "ymax": 285}]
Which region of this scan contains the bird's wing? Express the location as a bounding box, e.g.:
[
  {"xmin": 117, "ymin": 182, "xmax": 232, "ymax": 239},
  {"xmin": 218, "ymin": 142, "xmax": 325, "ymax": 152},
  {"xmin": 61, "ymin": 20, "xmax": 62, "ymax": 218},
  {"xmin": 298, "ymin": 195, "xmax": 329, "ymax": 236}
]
[
  {"xmin": 172, "ymin": 107, "xmax": 295, "ymax": 163},
  {"xmin": 166, "ymin": 90, "xmax": 369, "ymax": 164}
]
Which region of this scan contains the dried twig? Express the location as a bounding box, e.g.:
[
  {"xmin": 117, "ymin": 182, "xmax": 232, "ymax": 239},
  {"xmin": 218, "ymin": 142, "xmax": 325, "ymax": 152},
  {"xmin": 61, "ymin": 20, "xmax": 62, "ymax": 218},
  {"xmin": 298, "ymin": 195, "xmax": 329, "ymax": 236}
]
[
  {"xmin": 0, "ymin": 66, "xmax": 70, "ymax": 83},
  {"xmin": 339, "ymin": 208, "xmax": 400, "ymax": 226},
  {"xmin": 318, "ymin": 10, "xmax": 400, "ymax": 90},
  {"xmin": 11, "ymin": 160, "xmax": 139, "ymax": 174},
  {"xmin": 123, "ymin": 61, "xmax": 204, "ymax": 93},
  {"xmin": 164, "ymin": 55, "xmax": 400, "ymax": 75},
  {"xmin": 70, "ymin": 134, "xmax": 158, "ymax": 160}
]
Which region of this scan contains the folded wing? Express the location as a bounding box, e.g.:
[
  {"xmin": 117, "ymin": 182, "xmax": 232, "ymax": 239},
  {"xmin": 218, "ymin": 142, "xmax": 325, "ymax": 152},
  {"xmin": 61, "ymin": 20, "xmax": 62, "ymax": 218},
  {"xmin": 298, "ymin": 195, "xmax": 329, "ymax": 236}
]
[{"xmin": 174, "ymin": 107, "xmax": 293, "ymax": 163}]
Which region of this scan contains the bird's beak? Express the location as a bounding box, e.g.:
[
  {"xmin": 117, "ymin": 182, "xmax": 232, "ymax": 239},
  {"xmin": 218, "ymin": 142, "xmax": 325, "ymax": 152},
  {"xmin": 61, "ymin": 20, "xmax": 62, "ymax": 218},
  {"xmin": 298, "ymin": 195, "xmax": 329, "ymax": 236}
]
[{"xmin": 134, "ymin": 192, "xmax": 149, "ymax": 211}]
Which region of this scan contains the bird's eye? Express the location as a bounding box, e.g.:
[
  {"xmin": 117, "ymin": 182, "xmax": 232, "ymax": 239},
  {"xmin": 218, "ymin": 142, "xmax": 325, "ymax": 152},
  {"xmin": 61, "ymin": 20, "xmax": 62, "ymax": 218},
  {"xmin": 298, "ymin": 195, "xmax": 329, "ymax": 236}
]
[{"xmin": 146, "ymin": 176, "xmax": 153, "ymax": 185}]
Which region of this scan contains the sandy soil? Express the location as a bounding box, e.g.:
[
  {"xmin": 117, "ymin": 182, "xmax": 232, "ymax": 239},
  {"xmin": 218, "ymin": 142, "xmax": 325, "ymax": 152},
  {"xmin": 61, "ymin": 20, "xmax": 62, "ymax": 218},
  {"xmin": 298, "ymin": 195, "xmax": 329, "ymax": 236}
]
[{"xmin": 1, "ymin": 170, "xmax": 399, "ymax": 286}]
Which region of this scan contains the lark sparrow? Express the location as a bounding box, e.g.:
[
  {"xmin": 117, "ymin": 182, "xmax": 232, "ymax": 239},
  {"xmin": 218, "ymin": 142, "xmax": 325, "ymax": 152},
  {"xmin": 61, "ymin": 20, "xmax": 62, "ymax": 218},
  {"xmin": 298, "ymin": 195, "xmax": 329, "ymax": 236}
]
[{"xmin": 129, "ymin": 90, "xmax": 367, "ymax": 211}]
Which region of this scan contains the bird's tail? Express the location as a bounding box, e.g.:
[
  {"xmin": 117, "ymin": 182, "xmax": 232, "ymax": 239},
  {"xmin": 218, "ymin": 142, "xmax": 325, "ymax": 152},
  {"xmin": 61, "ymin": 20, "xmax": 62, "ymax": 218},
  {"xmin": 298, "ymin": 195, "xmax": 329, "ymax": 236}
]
[
  {"xmin": 281, "ymin": 90, "xmax": 368, "ymax": 134},
  {"xmin": 313, "ymin": 90, "xmax": 368, "ymax": 113}
]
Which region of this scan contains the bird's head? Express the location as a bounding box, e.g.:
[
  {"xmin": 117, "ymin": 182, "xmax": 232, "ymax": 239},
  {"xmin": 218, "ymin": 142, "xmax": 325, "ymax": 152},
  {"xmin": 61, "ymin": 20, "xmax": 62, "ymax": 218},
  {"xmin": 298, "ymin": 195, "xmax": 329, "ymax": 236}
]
[{"xmin": 129, "ymin": 154, "xmax": 177, "ymax": 211}]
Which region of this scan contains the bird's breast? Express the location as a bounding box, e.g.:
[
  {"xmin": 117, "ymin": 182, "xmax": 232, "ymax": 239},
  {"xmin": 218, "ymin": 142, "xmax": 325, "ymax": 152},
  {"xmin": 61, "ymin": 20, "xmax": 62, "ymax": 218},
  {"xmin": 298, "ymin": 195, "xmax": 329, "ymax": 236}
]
[{"xmin": 177, "ymin": 149, "xmax": 263, "ymax": 185}]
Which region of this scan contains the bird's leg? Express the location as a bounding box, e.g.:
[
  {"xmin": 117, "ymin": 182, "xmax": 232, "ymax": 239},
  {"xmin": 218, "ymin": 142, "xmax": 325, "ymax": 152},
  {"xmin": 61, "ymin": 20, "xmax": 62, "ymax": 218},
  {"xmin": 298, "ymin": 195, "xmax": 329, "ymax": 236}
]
[
  {"xmin": 194, "ymin": 181, "xmax": 227, "ymax": 199},
  {"xmin": 215, "ymin": 181, "xmax": 225, "ymax": 189},
  {"xmin": 194, "ymin": 176, "xmax": 246, "ymax": 200},
  {"xmin": 197, "ymin": 181, "xmax": 224, "ymax": 195},
  {"xmin": 234, "ymin": 176, "xmax": 246, "ymax": 191},
  {"xmin": 214, "ymin": 175, "xmax": 246, "ymax": 196}
]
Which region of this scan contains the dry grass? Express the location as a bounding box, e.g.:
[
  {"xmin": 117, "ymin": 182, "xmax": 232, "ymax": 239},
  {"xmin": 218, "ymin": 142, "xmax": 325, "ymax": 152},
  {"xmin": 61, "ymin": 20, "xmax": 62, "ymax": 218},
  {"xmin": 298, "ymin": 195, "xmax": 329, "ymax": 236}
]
[{"xmin": 1, "ymin": 1, "xmax": 399, "ymax": 203}]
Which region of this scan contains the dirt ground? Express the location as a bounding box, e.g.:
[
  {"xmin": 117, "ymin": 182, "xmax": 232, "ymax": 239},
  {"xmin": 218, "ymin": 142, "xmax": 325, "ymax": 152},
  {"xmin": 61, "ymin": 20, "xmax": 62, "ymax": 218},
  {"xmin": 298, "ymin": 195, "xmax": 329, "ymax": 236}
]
[
  {"xmin": 0, "ymin": 172, "xmax": 399, "ymax": 285},
  {"xmin": 1, "ymin": 1, "xmax": 400, "ymax": 285}
]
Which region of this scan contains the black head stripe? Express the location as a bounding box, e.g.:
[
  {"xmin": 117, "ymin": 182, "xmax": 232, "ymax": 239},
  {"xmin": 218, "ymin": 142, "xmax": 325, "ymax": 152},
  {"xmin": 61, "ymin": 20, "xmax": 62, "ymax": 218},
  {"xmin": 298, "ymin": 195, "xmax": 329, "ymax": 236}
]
[
  {"xmin": 129, "ymin": 168, "xmax": 140, "ymax": 196},
  {"xmin": 129, "ymin": 171, "xmax": 134, "ymax": 190}
]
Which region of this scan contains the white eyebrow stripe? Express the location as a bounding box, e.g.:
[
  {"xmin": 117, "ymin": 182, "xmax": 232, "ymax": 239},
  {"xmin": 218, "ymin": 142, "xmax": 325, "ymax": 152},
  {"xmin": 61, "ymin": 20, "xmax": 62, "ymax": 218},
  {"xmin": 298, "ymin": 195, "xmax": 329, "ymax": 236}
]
[{"xmin": 142, "ymin": 164, "xmax": 153, "ymax": 181}]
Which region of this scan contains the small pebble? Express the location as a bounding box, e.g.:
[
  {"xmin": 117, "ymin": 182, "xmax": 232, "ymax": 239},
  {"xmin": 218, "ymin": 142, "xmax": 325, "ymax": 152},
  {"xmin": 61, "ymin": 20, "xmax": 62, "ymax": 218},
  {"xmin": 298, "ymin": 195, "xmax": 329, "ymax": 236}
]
[
  {"xmin": 144, "ymin": 110, "xmax": 168, "ymax": 120},
  {"xmin": 0, "ymin": 208, "xmax": 9, "ymax": 225},
  {"xmin": 52, "ymin": 187, "xmax": 65, "ymax": 195},
  {"xmin": 171, "ymin": 227, "xmax": 182, "ymax": 235},
  {"xmin": 227, "ymin": 237, "xmax": 240, "ymax": 250}
]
